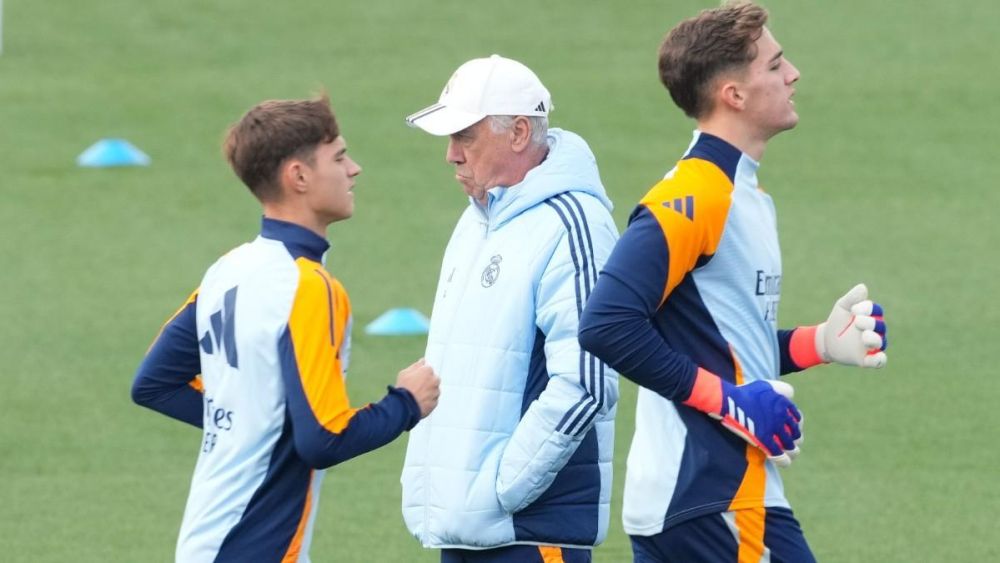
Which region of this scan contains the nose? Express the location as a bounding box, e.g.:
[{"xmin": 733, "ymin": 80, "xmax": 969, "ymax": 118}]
[
  {"xmin": 787, "ymin": 60, "xmax": 801, "ymax": 84},
  {"xmin": 348, "ymin": 157, "xmax": 362, "ymax": 177},
  {"xmin": 446, "ymin": 137, "xmax": 464, "ymax": 165}
]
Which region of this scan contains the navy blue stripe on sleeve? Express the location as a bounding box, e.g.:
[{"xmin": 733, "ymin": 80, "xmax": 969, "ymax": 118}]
[
  {"xmin": 545, "ymin": 194, "xmax": 606, "ymax": 437},
  {"xmin": 579, "ymin": 206, "xmax": 699, "ymax": 401},
  {"xmin": 132, "ymin": 299, "xmax": 204, "ymax": 427},
  {"xmin": 565, "ymin": 193, "xmax": 606, "ymax": 426}
]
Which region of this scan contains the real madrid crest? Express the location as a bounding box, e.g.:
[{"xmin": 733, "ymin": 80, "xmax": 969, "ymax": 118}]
[{"xmin": 481, "ymin": 255, "xmax": 502, "ymax": 287}]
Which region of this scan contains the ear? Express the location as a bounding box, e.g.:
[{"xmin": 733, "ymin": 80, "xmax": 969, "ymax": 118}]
[
  {"xmin": 280, "ymin": 158, "xmax": 310, "ymax": 195},
  {"xmin": 510, "ymin": 116, "xmax": 532, "ymax": 153},
  {"xmin": 718, "ymin": 79, "xmax": 746, "ymax": 112}
]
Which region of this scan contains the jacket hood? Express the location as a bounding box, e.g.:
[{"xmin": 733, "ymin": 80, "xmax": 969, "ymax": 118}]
[{"xmin": 480, "ymin": 128, "xmax": 613, "ymax": 229}]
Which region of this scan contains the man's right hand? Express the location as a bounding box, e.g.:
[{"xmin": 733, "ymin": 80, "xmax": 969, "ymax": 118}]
[
  {"xmin": 683, "ymin": 368, "xmax": 802, "ymax": 467},
  {"xmin": 395, "ymin": 358, "xmax": 440, "ymax": 418}
]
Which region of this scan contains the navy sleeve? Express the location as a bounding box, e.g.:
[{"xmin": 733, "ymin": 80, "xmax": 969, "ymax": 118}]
[
  {"xmin": 285, "ymin": 384, "xmax": 420, "ymax": 470},
  {"xmin": 579, "ymin": 207, "xmax": 698, "ymax": 401},
  {"xmin": 777, "ymin": 329, "xmax": 802, "ymax": 375},
  {"xmin": 278, "ymin": 325, "xmax": 420, "ymax": 470},
  {"xmin": 131, "ymin": 296, "xmax": 204, "ymax": 427},
  {"xmin": 297, "ymin": 386, "xmax": 420, "ymax": 469}
]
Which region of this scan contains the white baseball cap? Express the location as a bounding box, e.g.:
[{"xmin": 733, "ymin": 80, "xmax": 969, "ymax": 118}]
[{"xmin": 405, "ymin": 54, "xmax": 553, "ymax": 136}]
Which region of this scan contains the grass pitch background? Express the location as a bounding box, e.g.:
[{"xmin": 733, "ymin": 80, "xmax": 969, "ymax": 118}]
[{"xmin": 1, "ymin": 1, "xmax": 997, "ymax": 561}]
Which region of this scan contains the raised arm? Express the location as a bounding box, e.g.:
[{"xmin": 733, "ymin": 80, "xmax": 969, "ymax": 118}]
[{"xmin": 280, "ymin": 269, "xmax": 427, "ymax": 469}]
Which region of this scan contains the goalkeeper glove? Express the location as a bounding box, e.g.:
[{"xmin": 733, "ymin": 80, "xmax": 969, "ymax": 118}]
[
  {"xmin": 815, "ymin": 284, "xmax": 887, "ymax": 368},
  {"xmin": 683, "ymin": 368, "xmax": 803, "ymax": 467}
]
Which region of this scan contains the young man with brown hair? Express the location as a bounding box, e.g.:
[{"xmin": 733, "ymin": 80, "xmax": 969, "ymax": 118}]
[
  {"xmin": 132, "ymin": 95, "xmax": 440, "ymax": 562},
  {"xmin": 579, "ymin": 3, "xmax": 888, "ymax": 561}
]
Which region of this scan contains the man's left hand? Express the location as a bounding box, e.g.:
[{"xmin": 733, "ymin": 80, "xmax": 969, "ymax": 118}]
[{"xmin": 815, "ymin": 283, "xmax": 888, "ymax": 368}]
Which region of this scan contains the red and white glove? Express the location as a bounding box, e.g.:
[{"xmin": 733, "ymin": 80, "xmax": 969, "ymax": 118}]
[
  {"xmin": 815, "ymin": 284, "xmax": 887, "ymax": 368},
  {"xmin": 790, "ymin": 284, "xmax": 888, "ymax": 370}
]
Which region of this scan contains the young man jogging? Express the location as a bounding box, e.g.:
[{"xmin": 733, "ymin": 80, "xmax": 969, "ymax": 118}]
[
  {"xmin": 132, "ymin": 96, "xmax": 440, "ymax": 562},
  {"xmin": 579, "ymin": 3, "xmax": 888, "ymax": 561}
]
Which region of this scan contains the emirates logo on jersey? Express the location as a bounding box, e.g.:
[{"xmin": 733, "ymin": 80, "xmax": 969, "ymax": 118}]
[{"xmin": 481, "ymin": 255, "xmax": 502, "ymax": 287}]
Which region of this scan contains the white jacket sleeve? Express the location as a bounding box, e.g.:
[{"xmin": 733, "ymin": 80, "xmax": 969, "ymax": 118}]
[{"xmin": 496, "ymin": 200, "xmax": 618, "ymax": 513}]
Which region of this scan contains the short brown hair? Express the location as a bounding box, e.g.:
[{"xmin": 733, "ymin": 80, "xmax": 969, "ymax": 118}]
[
  {"xmin": 658, "ymin": 1, "xmax": 768, "ymax": 119},
  {"xmin": 223, "ymin": 95, "xmax": 339, "ymax": 201}
]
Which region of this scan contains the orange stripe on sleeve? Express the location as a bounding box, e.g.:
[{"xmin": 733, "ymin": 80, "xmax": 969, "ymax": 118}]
[
  {"xmin": 145, "ymin": 288, "xmax": 199, "ymax": 354},
  {"xmin": 148, "ymin": 289, "xmax": 203, "ymax": 394},
  {"xmin": 640, "ymin": 158, "xmax": 733, "ymax": 307},
  {"xmin": 288, "ymin": 258, "xmax": 357, "ymax": 434},
  {"xmin": 282, "ymin": 470, "xmax": 314, "ymax": 563},
  {"xmin": 538, "ymin": 546, "xmax": 565, "ymax": 563},
  {"xmin": 166, "ymin": 289, "xmax": 199, "ymax": 325}
]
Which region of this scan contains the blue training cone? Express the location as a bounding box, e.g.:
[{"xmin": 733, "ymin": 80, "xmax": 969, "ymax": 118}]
[
  {"xmin": 365, "ymin": 308, "xmax": 430, "ymax": 336},
  {"xmin": 77, "ymin": 138, "xmax": 151, "ymax": 167}
]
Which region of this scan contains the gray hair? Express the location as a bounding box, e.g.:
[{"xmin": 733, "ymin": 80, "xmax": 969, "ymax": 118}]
[{"xmin": 489, "ymin": 115, "xmax": 549, "ymax": 148}]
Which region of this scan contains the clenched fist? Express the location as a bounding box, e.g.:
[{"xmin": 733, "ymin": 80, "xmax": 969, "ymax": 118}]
[{"xmin": 395, "ymin": 358, "xmax": 440, "ymax": 418}]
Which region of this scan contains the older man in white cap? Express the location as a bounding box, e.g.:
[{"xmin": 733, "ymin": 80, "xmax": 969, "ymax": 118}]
[{"xmin": 400, "ymin": 55, "xmax": 620, "ymax": 563}]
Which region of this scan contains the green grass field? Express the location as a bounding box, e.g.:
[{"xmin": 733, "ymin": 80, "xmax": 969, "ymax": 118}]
[{"xmin": 1, "ymin": 0, "xmax": 997, "ymax": 561}]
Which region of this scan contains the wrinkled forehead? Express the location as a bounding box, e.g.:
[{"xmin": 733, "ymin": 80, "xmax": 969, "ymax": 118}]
[{"xmin": 451, "ymin": 117, "xmax": 491, "ymax": 139}]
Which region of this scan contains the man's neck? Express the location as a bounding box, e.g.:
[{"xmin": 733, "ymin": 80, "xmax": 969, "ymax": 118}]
[
  {"xmin": 502, "ymin": 145, "xmax": 550, "ymax": 188},
  {"xmin": 696, "ymin": 118, "xmax": 767, "ymax": 162},
  {"xmin": 261, "ymin": 204, "xmax": 327, "ymax": 238}
]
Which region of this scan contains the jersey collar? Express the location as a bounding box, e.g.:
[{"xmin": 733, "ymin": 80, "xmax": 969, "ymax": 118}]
[
  {"xmin": 260, "ymin": 217, "xmax": 330, "ymax": 263},
  {"xmin": 683, "ymin": 131, "xmax": 746, "ymax": 184}
]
